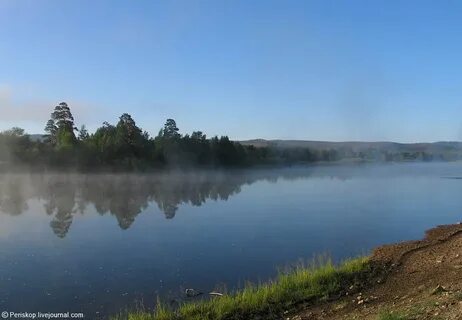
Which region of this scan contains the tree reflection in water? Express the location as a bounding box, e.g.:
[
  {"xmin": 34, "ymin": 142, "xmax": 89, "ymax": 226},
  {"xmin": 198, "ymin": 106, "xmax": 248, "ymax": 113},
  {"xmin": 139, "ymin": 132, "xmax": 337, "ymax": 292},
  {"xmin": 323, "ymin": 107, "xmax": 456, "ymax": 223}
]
[{"xmin": 0, "ymin": 168, "xmax": 351, "ymax": 238}]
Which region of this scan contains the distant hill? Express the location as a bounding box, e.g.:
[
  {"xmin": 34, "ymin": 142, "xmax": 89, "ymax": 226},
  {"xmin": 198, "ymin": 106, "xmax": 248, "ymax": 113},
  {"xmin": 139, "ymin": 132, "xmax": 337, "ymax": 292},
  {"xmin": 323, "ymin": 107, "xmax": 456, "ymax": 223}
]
[
  {"xmin": 25, "ymin": 135, "xmax": 462, "ymax": 154},
  {"xmin": 240, "ymin": 139, "xmax": 462, "ymax": 153}
]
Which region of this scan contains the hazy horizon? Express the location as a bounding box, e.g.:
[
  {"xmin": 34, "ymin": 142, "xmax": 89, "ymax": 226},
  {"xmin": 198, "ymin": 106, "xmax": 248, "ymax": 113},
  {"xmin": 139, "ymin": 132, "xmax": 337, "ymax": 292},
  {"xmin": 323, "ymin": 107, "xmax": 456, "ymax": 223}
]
[
  {"xmin": 2, "ymin": 0, "xmax": 462, "ymax": 143},
  {"xmin": 23, "ymin": 132, "xmax": 462, "ymax": 144}
]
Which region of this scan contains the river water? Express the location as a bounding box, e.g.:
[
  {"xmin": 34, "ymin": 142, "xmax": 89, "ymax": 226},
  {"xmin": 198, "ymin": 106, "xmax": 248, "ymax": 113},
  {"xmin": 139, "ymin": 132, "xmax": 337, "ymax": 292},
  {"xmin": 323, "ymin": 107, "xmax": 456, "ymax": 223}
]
[{"xmin": 1, "ymin": 163, "xmax": 461, "ymax": 317}]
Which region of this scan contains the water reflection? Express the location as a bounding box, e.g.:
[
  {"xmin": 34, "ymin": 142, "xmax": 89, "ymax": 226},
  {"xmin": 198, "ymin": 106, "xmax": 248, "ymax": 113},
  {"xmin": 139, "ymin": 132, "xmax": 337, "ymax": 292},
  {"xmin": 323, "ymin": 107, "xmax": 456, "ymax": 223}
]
[
  {"xmin": 1, "ymin": 164, "xmax": 443, "ymax": 238},
  {"xmin": 0, "ymin": 169, "xmax": 329, "ymax": 237}
]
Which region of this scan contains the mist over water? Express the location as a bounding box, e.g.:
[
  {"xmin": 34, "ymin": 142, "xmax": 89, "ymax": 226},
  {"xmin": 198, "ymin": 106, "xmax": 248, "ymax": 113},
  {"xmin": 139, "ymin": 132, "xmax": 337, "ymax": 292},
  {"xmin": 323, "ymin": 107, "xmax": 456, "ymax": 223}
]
[{"xmin": 1, "ymin": 163, "xmax": 462, "ymax": 318}]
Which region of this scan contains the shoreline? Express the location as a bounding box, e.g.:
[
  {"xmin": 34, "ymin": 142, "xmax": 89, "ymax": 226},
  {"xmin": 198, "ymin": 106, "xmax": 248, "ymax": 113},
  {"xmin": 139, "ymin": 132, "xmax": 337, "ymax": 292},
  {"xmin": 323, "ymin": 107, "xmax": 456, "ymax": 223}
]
[
  {"xmin": 116, "ymin": 222, "xmax": 462, "ymax": 320},
  {"xmin": 1, "ymin": 159, "xmax": 460, "ymax": 174},
  {"xmin": 292, "ymin": 222, "xmax": 462, "ymax": 320}
]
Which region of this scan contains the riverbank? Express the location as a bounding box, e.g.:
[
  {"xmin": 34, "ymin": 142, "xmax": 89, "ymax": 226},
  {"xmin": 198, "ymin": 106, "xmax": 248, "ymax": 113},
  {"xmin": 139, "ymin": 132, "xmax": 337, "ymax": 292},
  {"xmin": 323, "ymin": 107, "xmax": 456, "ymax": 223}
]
[
  {"xmin": 118, "ymin": 223, "xmax": 462, "ymax": 320},
  {"xmin": 115, "ymin": 257, "xmax": 371, "ymax": 320},
  {"xmin": 291, "ymin": 222, "xmax": 462, "ymax": 320}
]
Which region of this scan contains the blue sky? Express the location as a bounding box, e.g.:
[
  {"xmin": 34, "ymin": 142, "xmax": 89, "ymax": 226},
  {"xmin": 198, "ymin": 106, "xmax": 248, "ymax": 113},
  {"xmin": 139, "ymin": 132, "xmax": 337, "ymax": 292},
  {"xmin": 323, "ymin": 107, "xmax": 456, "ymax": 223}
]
[{"xmin": 1, "ymin": 0, "xmax": 462, "ymax": 142}]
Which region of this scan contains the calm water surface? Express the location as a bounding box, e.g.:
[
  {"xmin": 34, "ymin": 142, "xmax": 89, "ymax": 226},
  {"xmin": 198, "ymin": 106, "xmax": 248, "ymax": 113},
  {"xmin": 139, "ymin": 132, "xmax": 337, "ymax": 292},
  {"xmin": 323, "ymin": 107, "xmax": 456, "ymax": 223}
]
[{"xmin": 1, "ymin": 163, "xmax": 462, "ymax": 318}]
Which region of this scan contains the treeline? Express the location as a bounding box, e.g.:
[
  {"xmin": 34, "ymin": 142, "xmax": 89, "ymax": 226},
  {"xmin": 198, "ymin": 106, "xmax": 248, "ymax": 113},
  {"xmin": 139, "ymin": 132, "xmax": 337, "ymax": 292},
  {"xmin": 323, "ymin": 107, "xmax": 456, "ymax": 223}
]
[
  {"xmin": 0, "ymin": 103, "xmax": 351, "ymax": 170},
  {"xmin": 0, "ymin": 102, "xmax": 459, "ymax": 170},
  {"xmin": 0, "ymin": 103, "xmax": 268, "ymax": 169}
]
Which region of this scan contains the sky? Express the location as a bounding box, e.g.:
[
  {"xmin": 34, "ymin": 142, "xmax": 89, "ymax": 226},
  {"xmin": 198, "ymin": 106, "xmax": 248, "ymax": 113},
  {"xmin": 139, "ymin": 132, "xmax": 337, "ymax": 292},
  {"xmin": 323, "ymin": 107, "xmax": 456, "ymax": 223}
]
[{"xmin": 1, "ymin": 0, "xmax": 462, "ymax": 142}]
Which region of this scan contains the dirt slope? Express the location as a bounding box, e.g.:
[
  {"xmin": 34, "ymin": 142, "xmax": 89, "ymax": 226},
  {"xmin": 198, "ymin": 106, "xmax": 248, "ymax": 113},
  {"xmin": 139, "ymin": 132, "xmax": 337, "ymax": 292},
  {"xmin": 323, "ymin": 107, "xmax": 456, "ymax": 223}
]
[{"xmin": 292, "ymin": 223, "xmax": 462, "ymax": 320}]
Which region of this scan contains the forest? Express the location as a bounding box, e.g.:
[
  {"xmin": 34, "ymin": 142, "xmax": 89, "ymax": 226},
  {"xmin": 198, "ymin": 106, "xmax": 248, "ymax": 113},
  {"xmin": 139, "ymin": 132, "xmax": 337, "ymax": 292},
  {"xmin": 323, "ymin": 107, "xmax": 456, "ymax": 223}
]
[
  {"xmin": 0, "ymin": 102, "xmax": 330, "ymax": 170},
  {"xmin": 0, "ymin": 102, "xmax": 460, "ymax": 170}
]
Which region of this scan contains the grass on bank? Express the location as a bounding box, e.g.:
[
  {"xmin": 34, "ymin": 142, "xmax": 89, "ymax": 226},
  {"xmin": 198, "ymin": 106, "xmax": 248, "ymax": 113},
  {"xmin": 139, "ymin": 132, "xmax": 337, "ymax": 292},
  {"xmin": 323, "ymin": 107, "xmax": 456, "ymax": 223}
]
[{"xmin": 118, "ymin": 257, "xmax": 370, "ymax": 320}]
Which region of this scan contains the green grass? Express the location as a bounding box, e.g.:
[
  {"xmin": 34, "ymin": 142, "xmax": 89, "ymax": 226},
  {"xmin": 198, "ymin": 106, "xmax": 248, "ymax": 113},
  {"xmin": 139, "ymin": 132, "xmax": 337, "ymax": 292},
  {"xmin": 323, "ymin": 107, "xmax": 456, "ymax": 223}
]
[{"xmin": 116, "ymin": 257, "xmax": 370, "ymax": 320}]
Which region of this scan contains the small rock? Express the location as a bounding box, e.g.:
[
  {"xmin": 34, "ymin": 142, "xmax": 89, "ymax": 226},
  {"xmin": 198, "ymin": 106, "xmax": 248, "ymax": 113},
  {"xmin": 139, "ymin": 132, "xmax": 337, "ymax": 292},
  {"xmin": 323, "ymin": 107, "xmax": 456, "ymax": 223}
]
[
  {"xmin": 334, "ymin": 302, "xmax": 346, "ymax": 310},
  {"xmin": 185, "ymin": 288, "xmax": 203, "ymax": 297},
  {"xmin": 432, "ymin": 285, "xmax": 448, "ymax": 295}
]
